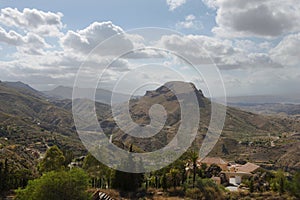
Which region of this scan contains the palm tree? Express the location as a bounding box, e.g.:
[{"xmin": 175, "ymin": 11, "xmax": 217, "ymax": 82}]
[{"xmin": 190, "ymin": 151, "xmax": 198, "ymax": 188}]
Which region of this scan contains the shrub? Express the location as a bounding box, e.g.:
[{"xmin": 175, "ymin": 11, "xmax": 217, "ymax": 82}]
[
  {"xmin": 185, "ymin": 188, "xmax": 203, "ymax": 199},
  {"xmin": 15, "ymin": 168, "xmax": 91, "ymax": 200}
]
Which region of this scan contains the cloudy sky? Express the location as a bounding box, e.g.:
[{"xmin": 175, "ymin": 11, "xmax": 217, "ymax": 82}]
[{"xmin": 0, "ymin": 0, "xmax": 299, "ymax": 97}]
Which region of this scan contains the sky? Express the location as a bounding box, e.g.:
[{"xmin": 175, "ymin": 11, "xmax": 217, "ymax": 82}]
[{"xmin": 0, "ymin": 0, "xmax": 300, "ymax": 97}]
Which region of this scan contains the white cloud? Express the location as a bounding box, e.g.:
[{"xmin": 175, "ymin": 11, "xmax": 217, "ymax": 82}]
[
  {"xmin": 204, "ymin": 0, "xmax": 300, "ymax": 38},
  {"xmin": 176, "ymin": 15, "xmax": 203, "ymax": 30},
  {"xmin": 202, "ymin": 0, "xmax": 217, "ymax": 8},
  {"xmin": 61, "ymin": 21, "xmax": 135, "ymax": 56},
  {"xmin": 185, "ymin": 14, "xmax": 195, "ymax": 21},
  {"xmin": 0, "ymin": 26, "xmax": 23, "ymax": 46},
  {"xmin": 270, "ymin": 33, "xmax": 300, "ymax": 66},
  {"xmin": 222, "ymin": 66, "xmax": 300, "ymax": 96},
  {"xmin": 234, "ymin": 40, "xmax": 272, "ymax": 53},
  {"xmin": 158, "ymin": 34, "xmax": 238, "ymax": 66},
  {"xmin": 0, "ymin": 5, "xmax": 298, "ymax": 96},
  {"xmin": 157, "ymin": 34, "xmax": 282, "ymax": 69},
  {"xmin": 0, "ymin": 26, "xmax": 50, "ymax": 55},
  {"xmin": 0, "ymin": 7, "xmax": 64, "ymax": 37},
  {"xmin": 166, "ymin": 0, "xmax": 187, "ymax": 11}
]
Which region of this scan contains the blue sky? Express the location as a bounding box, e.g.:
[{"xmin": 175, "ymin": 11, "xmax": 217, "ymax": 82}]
[
  {"xmin": 0, "ymin": 0, "xmax": 214, "ymax": 33},
  {"xmin": 0, "ymin": 0, "xmax": 300, "ymax": 97}
]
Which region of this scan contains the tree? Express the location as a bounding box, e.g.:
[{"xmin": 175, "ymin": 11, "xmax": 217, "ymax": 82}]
[
  {"xmin": 168, "ymin": 168, "xmax": 180, "ymax": 189},
  {"xmin": 191, "ymin": 151, "xmax": 198, "ymax": 188},
  {"xmin": 290, "ymin": 171, "xmax": 300, "ymax": 198},
  {"xmin": 206, "ymin": 164, "xmax": 222, "ymax": 178},
  {"xmin": 271, "ymin": 170, "xmax": 287, "ymax": 195},
  {"xmin": 112, "ymin": 144, "xmax": 144, "ymax": 192},
  {"xmin": 0, "ymin": 161, "xmax": 4, "ymax": 193},
  {"xmin": 187, "ymin": 150, "xmax": 198, "ymax": 188},
  {"xmin": 63, "ymin": 150, "xmax": 74, "ymax": 167},
  {"xmin": 0, "ymin": 159, "xmax": 9, "ymax": 192},
  {"xmin": 161, "ymin": 173, "xmax": 168, "ymax": 191},
  {"xmin": 16, "ymin": 168, "xmax": 91, "ymax": 200},
  {"xmin": 249, "ymin": 178, "xmax": 254, "ymax": 193},
  {"xmin": 38, "ymin": 145, "xmax": 65, "ymax": 173},
  {"xmin": 83, "ymin": 153, "xmax": 114, "ymax": 189}
]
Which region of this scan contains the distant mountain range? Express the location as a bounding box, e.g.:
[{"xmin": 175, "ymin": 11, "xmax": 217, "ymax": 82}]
[
  {"xmin": 43, "ymin": 85, "xmax": 132, "ymax": 104},
  {"xmin": 221, "ymin": 95, "xmax": 300, "ymax": 116},
  {"xmin": 225, "ymin": 94, "xmax": 300, "ymax": 104},
  {"xmin": 0, "ymin": 80, "xmax": 300, "ymax": 172}
]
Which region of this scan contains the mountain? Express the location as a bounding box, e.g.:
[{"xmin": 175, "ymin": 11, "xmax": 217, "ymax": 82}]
[
  {"xmin": 0, "ymin": 81, "xmax": 299, "ymax": 173},
  {"xmin": 106, "ymin": 81, "xmax": 300, "ymax": 170},
  {"xmin": 43, "ymin": 86, "xmax": 132, "ymax": 104},
  {"xmin": 3, "ymin": 81, "xmax": 46, "ymax": 99},
  {"xmin": 225, "ymin": 94, "xmax": 300, "ymax": 104},
  {"xmin": 218, "ymin": 94, "xmax": 300, "ymax": 117},
  {"xmin": 0, "ymin": 81, "xmax": 110, "ymax": 173},
  {"xmin": 227, "ymin": 102, "xmax": 300, "ymax": 116}
]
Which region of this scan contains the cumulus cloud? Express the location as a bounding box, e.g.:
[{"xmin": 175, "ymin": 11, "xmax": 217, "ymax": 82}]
[
  {"xmin": 0, "ymin": 26, "xmax": 50, "ymax": 55},
  {"xmin": 0, "ymin": 7, "xmax": 64, "ymax": 37},
  {"xmin": 157, "ymin": 34, "xmax": 282, "ymax": 69},
  {"xmin": 270, "ymin": 33, "xmax": 300, "ymax": 66},
  {"xmin": 0, "ymin": 27, "xmax": 23, "ymax": 46},
  {"xmin": 0, "ymin": 6, "xmax": 298, "ymax": 96},
  {"xmin": 61, "ymin": 21, "xmax": 136, "ymax": 56},
  {"xmin": 166, "ymin": 0, "xmax": 187, "ymax": 11},
  {"xmin": 203, "ymin": 0, "xmax": 300, "ymax": 38}
]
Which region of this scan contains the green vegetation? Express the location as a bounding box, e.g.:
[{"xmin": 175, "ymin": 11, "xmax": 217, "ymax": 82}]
[
  {"xmin": 0, "ymin": 158, "xmax": 34, "ymax": 196},
  {"xmin": 111, "ymin": 145, "xmax": 144, "ymax": 192},
  {"xmin": 290, "ymin": 171, "xmax": 300, "ymax": 198},
  {"xmin": 15, "ymin": 146, "xmax": 90, "ymax": 200},
  {"xmin": 15, "ymin": 169, "xmax": 91, "ymax": 200},
  {"xmin": 0, "ymin": 140, "xmax": 298, "ymax": 199},
  {"xmin": 1, "ymin": 81, "xmax": 300, "ymax": 199},
  {"xmin": 38, "ymin": 145, "xmax": 65, "ymax": 173},
  {"xmin": 82, "ymin": 153, "xmax": 114, "ymax": 188},
  {"xmin": 270, "ymin": 170, "xmax": 288, "ymax": 195},
  {"xmin": 185, "ymin": 178, "xmax": 225, "ymax": 200}
]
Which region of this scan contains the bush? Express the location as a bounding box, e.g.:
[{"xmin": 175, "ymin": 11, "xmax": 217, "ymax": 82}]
[
  {"xmin": 185, "ymin": 188, "xmax": 203, "ymax": 199},
  {"xmin": 15, "ymin": 168, "xmax": 91, "ymax": 200},
  {"xmin": 185, "ymin": 178, "xmax": 225, "ymax": 200}
]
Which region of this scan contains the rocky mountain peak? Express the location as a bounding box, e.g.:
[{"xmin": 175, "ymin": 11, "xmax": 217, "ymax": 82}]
[{"xmin": 145, "ymin": 81, "xmax": 205, "ymax": 107}]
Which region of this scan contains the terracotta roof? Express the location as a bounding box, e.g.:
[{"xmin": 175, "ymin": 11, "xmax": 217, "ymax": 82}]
[
  {"xmin": 236, "ymin": 162, "xmax": 260, "ymax": 173},
  {"xmin": 199, "ymin": 157, "xmax": 228, "ymax": 165}
]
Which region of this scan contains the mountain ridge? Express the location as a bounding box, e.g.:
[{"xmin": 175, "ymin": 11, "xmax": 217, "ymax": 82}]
[
  {"xmin": 0, "ymin": 81, "xmax": 299, "ymax": 172},
  {"xmin": 43, "ymin": 85, "xmax": 133, "ymax": 104}
]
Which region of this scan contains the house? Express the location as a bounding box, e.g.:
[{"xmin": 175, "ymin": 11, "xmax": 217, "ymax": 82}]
[
  {"xmin": 224, "ymin": 162, "xmax": 260, "ymax": 185},
  {"xmin": 235, "ymin": 162, "xmax": 260, "ymax": 173},
  {"xmin": 186, "ymin": 156, "xmax": 262, "ymax": 188}
]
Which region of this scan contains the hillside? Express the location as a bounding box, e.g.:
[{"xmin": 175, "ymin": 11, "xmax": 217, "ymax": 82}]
[
  {"xmin": 0, "ymin": 81, "xmax": 299, "ymax": 173},
  {"xmin": 0, "ymin": 81, "xmax": 110, "ymax": 174},
  {"xmin": 107, "ymin": 82, "xmax": 300, "ymax": 170}
]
